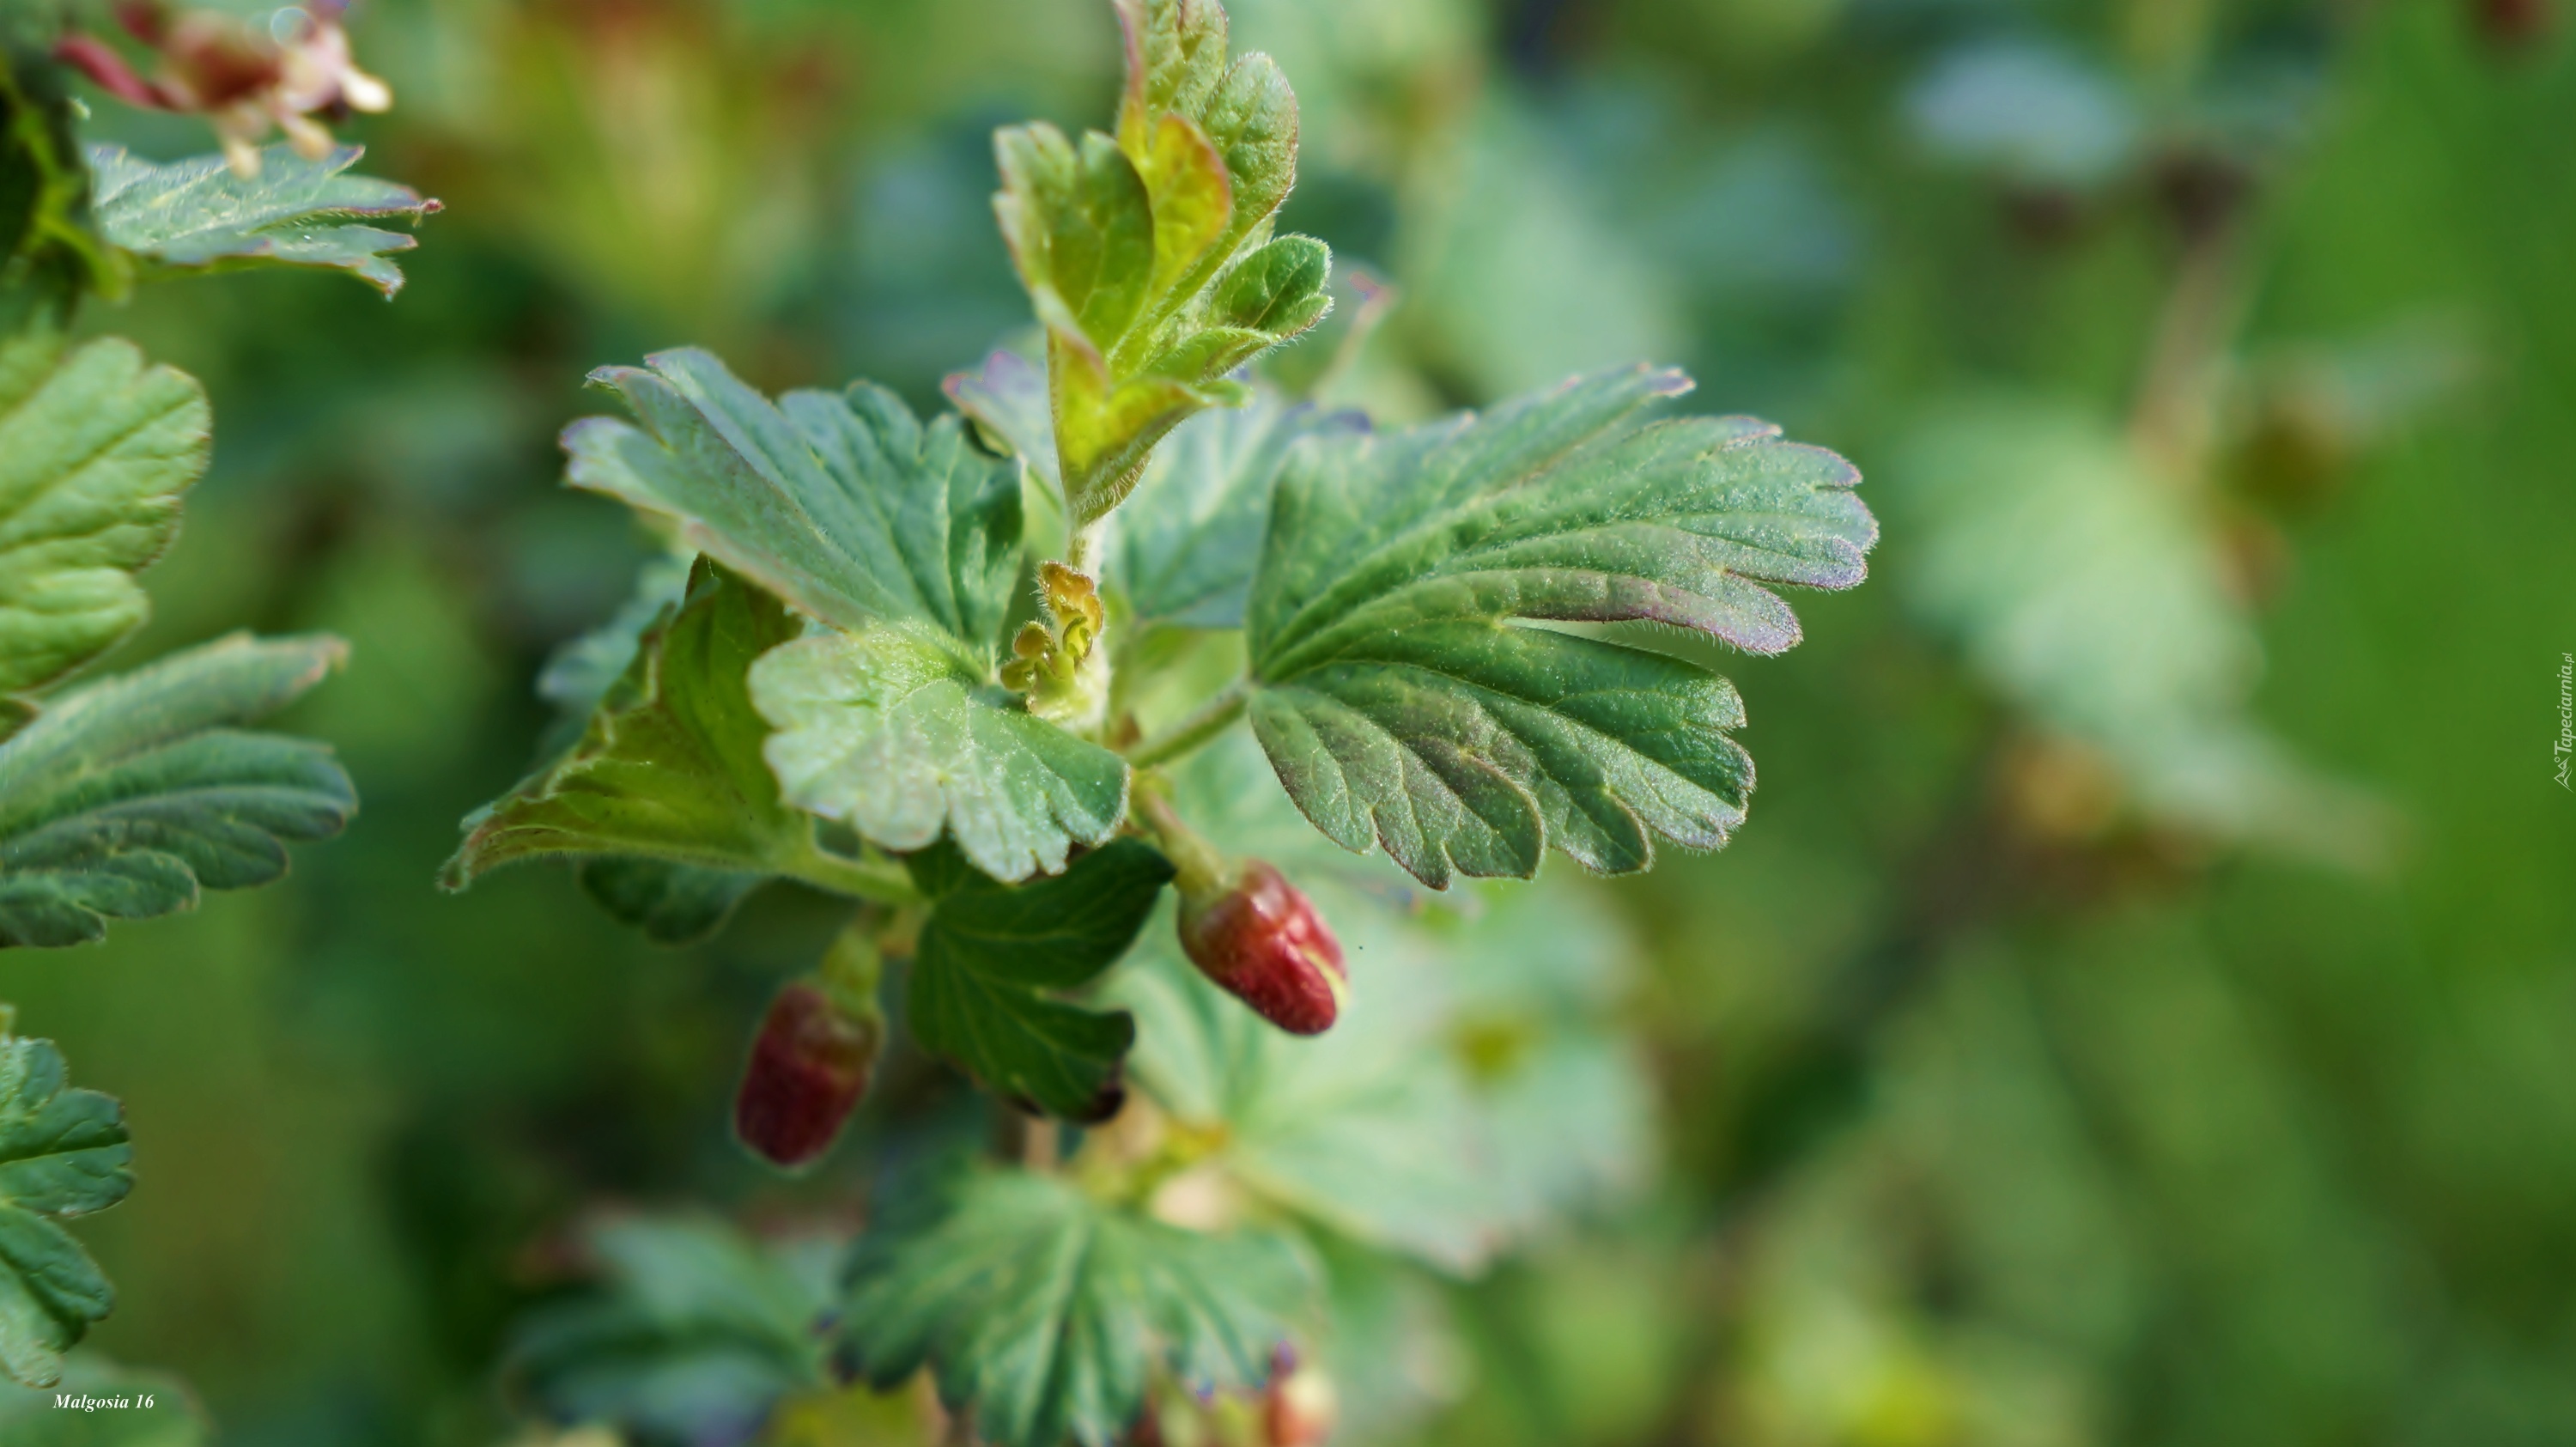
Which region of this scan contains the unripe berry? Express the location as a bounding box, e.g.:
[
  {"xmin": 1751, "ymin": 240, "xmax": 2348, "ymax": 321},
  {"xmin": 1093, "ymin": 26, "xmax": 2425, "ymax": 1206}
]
[
  {"xmin": 1177, "ymin": 860, "xmax": 1346, "ymax": 1036},
  {"xmin": 732, "ymin": 978, "xmax": 882, "ymax": 1170}
]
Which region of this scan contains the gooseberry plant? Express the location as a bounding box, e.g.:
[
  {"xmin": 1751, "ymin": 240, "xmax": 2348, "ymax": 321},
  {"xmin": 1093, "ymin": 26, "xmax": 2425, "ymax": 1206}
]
[
  {"xmin": 0, "ymin": 0, "xmax": 429, "ymax": 1407},
  {"xmin": 446, "ymin": 3, "xmax": 1874, "ymax": 1441},
  {"xmin": 418, "ymin": 0, "xmax": 1882, "ymax": 1440}
]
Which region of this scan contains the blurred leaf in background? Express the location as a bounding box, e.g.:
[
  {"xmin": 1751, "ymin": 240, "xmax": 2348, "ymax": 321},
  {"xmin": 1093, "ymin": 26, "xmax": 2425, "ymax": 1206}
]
[{"xmin": 1, "ymin": 0, "xmax": 2569, "ymax": 1444}]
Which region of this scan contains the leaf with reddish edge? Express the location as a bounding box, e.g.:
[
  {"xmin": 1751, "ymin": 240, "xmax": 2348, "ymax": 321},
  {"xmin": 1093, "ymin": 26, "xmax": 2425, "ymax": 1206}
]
[
  {"xmin": 1244, "ymin": 365, "xmax": 1874, "ymax": 888},
  {"xmin": 991, "ymin": 0, "xmax": 1333, "ymax": 525}
]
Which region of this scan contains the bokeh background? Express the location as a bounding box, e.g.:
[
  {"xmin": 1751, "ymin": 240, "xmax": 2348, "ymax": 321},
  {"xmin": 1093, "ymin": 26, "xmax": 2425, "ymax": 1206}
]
[{"xmin": 5, "ymin": 0, "xmax": 2574, "ymax": 1442}]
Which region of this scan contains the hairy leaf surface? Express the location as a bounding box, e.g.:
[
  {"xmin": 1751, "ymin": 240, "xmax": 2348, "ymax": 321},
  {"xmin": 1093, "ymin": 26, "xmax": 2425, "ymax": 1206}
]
[
  {"xmin": 902, "ymin": 839, "xmax": 1172, "ymax": 1122},
  {"xmin": 1105, "ymin": 390, "xmax": 1363, "ymax": 632},
  {"xmin": 566, "ymin": 349, "xmax": 1023, "ymax": 643},
  {"xmin": 0, "ymin": 1036, "xmax": 131, "ymax": 1388},
  {"xmin": 994, "ymin": 0, "xmax": 1332, "ymax": 520},
  {"xmin": 751, "ymin": 629, "xmax": 1127, "ymax": 885},
  {"xmin": 443, "ymin": 561, "xmax": 808, "ymax": 890},
  {"xmin": 0, "ymin": 635, "xmax": 351, "ymax": 948},
  {"xmin": 566, "ymin": 350, "xmax": 1127, "ymax": 880},
  {"xmin": 841, "ymin": 1165, "xmax": 1315, "ymax": 1447},
  {"xmin": 519, "ymin": 554, "xmax": 765, "ymax": 942},
  {"xmin": 533, "ymin": 550, "xmax": 696, "ymax": 756},
  {"xmin": 1245, "ymin": 366, "xmax": 1874, "ymax": 887},
  {"xmin": 0, "ymin": 337, "xmax": 206, "ymax": 705},
  {"xmin": 88, "ymin": 144, "xmax": 437, "ymax": 296}
]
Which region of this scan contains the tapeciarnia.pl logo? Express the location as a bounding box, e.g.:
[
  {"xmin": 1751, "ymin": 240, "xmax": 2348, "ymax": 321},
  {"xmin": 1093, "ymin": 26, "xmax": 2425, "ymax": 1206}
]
[{"xmin": 2556, "ymin": 652, "xmax": 2573, "ymax": 791}]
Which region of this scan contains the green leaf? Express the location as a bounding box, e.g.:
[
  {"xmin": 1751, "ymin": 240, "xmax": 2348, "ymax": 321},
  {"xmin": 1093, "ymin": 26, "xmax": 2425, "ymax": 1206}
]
[
  {"xmin": 506, "ymin": 1213, "xmax": 836, "ymax": 1446},
  {"xmin": 577, "ymin": 856, "xmax": 764, "ymax": 947},
  {"xmin": 1109, "ymin": 735, "xmax": 1652, "ymax": 1272},
  {"xmin": 993, "ymin": 0, "xmax": 1332, "ymax": 522},
  {"xmin": 841, "ymin": 1165, "xmax": 1316, "ymax": 1447},
  {"xmin": 1244, "ymin": 366, "xmax": 1874, "ymax": 888},
  {"xmin": 0, "ymin": 1355, "xmax": 206, "ymax": 1445},
  {"xmin": 902, "ymin": 839, "xmax": 1173, "ymax": 1122},
  {"xmin": 534, "ymin": 550, "xmax": 697, "ymax": 756},
  {"xmin": 444, "ymin": 560, "xmax": 811, "ymax": 891},
  {"xmin": 86, "ymin": 143, "xmax": 438, "ymax": 297},
  {"xmin": 521, "ymin": 554, "xmax": 766, "ymax": 942},
  {"xmin": 1894, "ymin": 399, "xmax": 2385, "ymax": 864},
  {"xmin": 565, "ymin": 349, "xmax": 1024, "ymax": 645},
  {"xmin": 1103, "ymin": 388, "xmax": 1364, "ymax": 632},
  {"xmin": 1, "ymin": 50, "xmax": 124, "ymax": 325},
  {"xmin": 1115, "ymin": 930, "xmax": 1500, "ymax": 1270},
  {"xmin": 565, "ymin": 349, "xmax": 1129, "ymax": 881},
  {"xmin": 0, "ymin": 337, "xmax": 207, "ymax": 706},
  {"xmin": 0, "ymin": 1036, "xmax": 131, "ymax": 1389},
  {"xmin": 0, "ymin": 634, "xmax": 352, "ymax": 949},
  {"xmin": 750, "ymin": 627, "xmax": 1128, "ymax": 885},
  {"xmin": 945, "ymin": 345, "xmax": 1060, "ymax": 492}
]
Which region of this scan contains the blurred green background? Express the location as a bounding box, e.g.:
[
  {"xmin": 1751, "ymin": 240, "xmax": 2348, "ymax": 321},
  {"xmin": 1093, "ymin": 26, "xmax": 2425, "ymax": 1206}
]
[{"xmin": 5, "ymin": 0, "xmax": 2573, "ymax": 1442}]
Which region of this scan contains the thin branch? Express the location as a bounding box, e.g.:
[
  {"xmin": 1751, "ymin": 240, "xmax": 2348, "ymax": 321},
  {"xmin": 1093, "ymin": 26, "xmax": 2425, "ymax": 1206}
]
[
  {"xmin": 777, "ymin": 833, "xmax": 924, "ymax": 905},
  {"xmin": 1121, "ymin": 679, "xmax": 1249, "ymax": 769}
]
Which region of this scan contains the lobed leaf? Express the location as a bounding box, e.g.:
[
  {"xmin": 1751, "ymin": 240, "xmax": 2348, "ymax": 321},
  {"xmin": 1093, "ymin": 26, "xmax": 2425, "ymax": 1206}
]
[
  {"xmin": 993, "ymin": 0, "xmax": 1332, "ymax": 521},
  {"xmin": 443, "ymin": 560, "xmax": 810, "ymax": 891},
  {"xmin": 0, "ymin": 337, "xmax": 206, "ymax": 707},
  {"xmin": 901, "ymin": 839, "xmax": 1174, "ymax": 1122},
  {"xmin": 1103, "ymin": 387, "xmax": 1364, "ymax": 632},
  {"xmin": 1118, "ymin": 736, "xmax": 1659, "ymax": 1267},
  {"xmin": 565, "ymin": 350, "xmax": 1130, "ymax": 881},
  {"xmin": 508, "ymin": 553, "xmax": 770, "ymax": 944},
  {"xmin": 533, "ymin": 550, "xmax": 696, "ymax": 757},
  {"xmin": 1109, "ymin": 734, "xmax": 1653, "ymax": 1272},
  {"xmin": 505, "ymin": 1213, "xmax": 837, "ymax": 1446},
  {"xmin": 841, "ymin": 1165, "xmax": 1316, "ymax": 1447},
  {"xmin": 0, "ymin": 1036, "xmax": 131, "ymax": 1389},
  {"xmin": 751, "ymin": 628, "xmax": 1128, "ymax": 885},
  {"xmin": 1244, "ymin": 366, "xmax": 1874, "ymax": 887},
  {"xmin": 87, "ymin": 143, "xmax": 438, "ymax": 297},
  {"xmin": 1115, "ymin": 931, "xmax": 1501, "ymax": 1271},
  {"xmin": 0, "ymin": 634, "xmax": 352, "ymax": 949},
  {"xmin": 565, "ymin": 349, "xmax": 1024, "ymax": 647}
]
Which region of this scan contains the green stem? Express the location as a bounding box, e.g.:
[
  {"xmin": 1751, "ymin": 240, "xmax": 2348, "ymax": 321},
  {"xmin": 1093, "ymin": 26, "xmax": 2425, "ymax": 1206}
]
[
  {"xmin": 1065, "ymin": 521, "xmax": 1103, "ymax": 575},
  {"xmin": 815, "ymin": 921, "xmax": 889, "ymax": 1020},
  {"xmin": 778, "ymin": 834, "xmax": 923, "ymax": 906},
  {"xmin": 1122, "ymin": 679, "xmax": 1249, "ymax": 769},
  {"xmin": 1133, "ymin": 786, "xmax": 1230, "ymax": 898}
]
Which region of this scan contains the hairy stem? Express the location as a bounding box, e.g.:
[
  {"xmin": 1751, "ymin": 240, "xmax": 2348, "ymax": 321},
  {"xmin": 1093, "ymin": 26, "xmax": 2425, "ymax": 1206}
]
[
  {"xmin": 1122, "ymin": 680, "xmax": 1249, "ymax": 769},
  {"xmin": 1133, "ymin": 785, "xmax": 1230, "ymax": 898},
  {"xmin": 1064, "ymin": 520, "xmax": 1103, "ymax": 575},
  {"xmin": 777, "ymin": 833, "xmax": 923, "ymax": 905}
]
